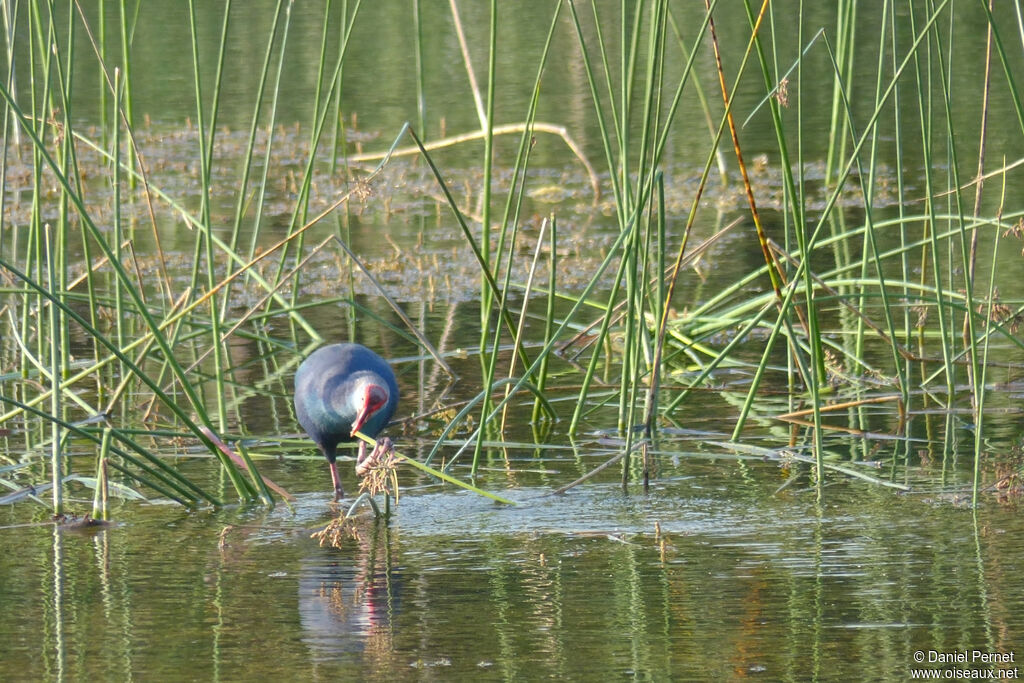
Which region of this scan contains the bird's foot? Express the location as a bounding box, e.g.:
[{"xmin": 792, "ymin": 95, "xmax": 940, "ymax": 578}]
[{"xmin": 355, "ymin": 436, "xmax": 394, "ymax": 477}]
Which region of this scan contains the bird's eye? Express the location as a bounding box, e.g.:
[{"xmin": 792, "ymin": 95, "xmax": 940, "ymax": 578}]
[{"xmin": 366, "ymin": 385, "xmax": 388, "ymax": 413}]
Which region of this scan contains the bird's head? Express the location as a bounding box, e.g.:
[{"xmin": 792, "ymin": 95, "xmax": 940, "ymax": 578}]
[{"xmin": 351, "ymin": 381, "xmax": 390, "ymax": 437}]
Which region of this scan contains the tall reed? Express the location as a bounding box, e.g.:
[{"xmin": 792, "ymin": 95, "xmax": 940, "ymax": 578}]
[{"xmin": 2, "ymin": 1, "xmax": 1020, "ymax": 511}]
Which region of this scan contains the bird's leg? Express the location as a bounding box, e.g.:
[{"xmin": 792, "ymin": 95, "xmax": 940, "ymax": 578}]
[
  {"xmin": 355, "ymin": 438, "xmax": 372, "ymax": 477},
  {"xmin": 355, "ymin": 440, "xmax": 369, "ymax": 470},
  {"xmin": 328, "ymin": 460, "xmax": 344, "ymax": 501}
]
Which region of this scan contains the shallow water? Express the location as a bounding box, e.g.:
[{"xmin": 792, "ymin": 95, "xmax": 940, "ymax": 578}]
[
  {"xmin": 3, "ymin": 457, "xmax": 1022, "ymax": 681},
  {"xmin": 3, "ymin": 290, "xmax": 1023, "ymax": 680}
]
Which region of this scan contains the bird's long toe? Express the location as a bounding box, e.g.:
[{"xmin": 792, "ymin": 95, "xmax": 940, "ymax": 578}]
[
  {"xmin": 376, "ymin": 436, "xmax": 394, "ymax": 457},
  {"xmin": 355, "ymin": 437, "xmax": 394, "ymax": 477}
]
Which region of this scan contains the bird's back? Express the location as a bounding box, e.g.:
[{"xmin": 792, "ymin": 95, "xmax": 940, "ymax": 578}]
[{"xmin": 294, "ymin": 343, "xmax": 398, "ymax": 453}]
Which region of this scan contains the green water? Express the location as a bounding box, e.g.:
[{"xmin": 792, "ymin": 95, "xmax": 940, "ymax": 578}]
[
  {"xmin": 3, "ymin": 1, "xmax": 1024, "ymax": 680},
  {"xmin": 4, "ymin": 464, "xmax": 1022, "ymax": 680}
]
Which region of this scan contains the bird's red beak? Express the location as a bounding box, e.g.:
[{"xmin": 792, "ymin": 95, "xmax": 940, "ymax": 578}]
[{"xmin": 351, "ymin": 384, "xmax": 388, "ymax": 436}]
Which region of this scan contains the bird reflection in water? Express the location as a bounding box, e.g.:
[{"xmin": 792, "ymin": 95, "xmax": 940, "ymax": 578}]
[{"xmin": 299, "ymin": 523, "xmax": 401, "ymax": 664}]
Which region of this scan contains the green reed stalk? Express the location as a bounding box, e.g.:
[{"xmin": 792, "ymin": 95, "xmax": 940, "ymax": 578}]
[
  {"xmin": 0, "ymin": 392, "xmax": 216, "ymax": 505},
  {"xmin": 640, "ymin": 175, "xmax": 667, "ymax": 447},
  {"xmin": 1, "ymin": 0, "xmax": 20, "ymax": 155},
  {"xmin": 225, "ymin": 0, "xmax": 286, "ymax": 268},
  {"xmin": 853, "ymin": 1, "xmax": 889, "ymax": 392},
  {"xmin": 45, "ymin": 225, "xmax": 63, "ymax": 513},
  {"xmin": 23, "ymin": 0, "xmax": 52, "ymax": 458},
  {"xmin": 188, "ymin": 0, "xmax": 231, "ymax": 431},
  {"xmin": 328, "ymin": 2, "xmax": 359, "ymax": 326},
  {"xmin": 113, "ymin": 68, "xmax": 126, "ymax": 366},
  {"xmin": 474, "ymin": 1, "xmax": 561, "ymax": 471},
  {"xmin": 329, "ymin": 0, "xmax": 350, "ymax": 172},
  {"xmin": 118, "ymin": 0, "xmax": 137, "ymax": 188},
  {"xmin": 619, "ymin": 0, "xmax": 666, "ymax": 460},
  {"xmin": 566, "ymin": 0, "xmax": 717, "ymax": 451},
  {"xmin": 91, "ymin": 428, "xmax": 112, "ymax": 520},
  {"xmin": 569, "ymin": 0, "xmax": 624, "ymax": 228},
  {"xmin": 413, "ymin": 0, "xmax": 426, "ymax": 135},
  {"xmin": 968, "ymin": 0, "xmax": 996, "ymax": 492},
  {"xmin": 303, "ymin": 0, "xmax": 340, "ymax": 223},
  {"xmin": 275, "ymin": 0, "xmax": 361, "ymax": 309},
  {"xmin": 889, "ymin": 3, "xmax": 914, "ymax": 431},
  {"xmin": 974, "ymin": 198, "xmax": 1002, "ymax": 506},
  {"xmin": 237, "ymin": 0, "xmax": 290, "ymax": 309},
  {"xmin": 906, "ymin": 1, "xmax": 955, "ymax": 402},
  {"xmin": 0, "ymin": 87, "xmax": 257, "ymax": 502},
  {"xmin": 50, "ymin": 3, "xmax": 77, "ymax": 512},
  {"xmin": 532, "ymin": 216, "xmax": 557, "ymax": 425},
  {"xmin": 97, "ymin": 1, "xmax": 108, "ymax": 141},
  {"xmin": 565, "ymin": 0, "xmax": 644, "ymax": 438},
  {"xmin": 817, "ymin": 29, "xmax": 905, "ymax": 398},
  {"xmin": 280, "ymin": 0, "xmax": 329, "ymax": 295},
  {"xmin": 54, "ymin": 1, "xmax": 78, "ymax": 392},
  {"xmin": 742, "ymin": 0, "xmax": 823, "ymax": 390},
  {"xmin": 823, "ymin": 0, "xmax": 854, "ymax": 188},
  {"xmin": 928, "ymin": 1, "xmax": 980, "ymax": 419},
  {"xmin": 468, "ymin": 0, "xmax": 501, "ymax": 469},
  {"xmin": 0, "ymin": 11, "xmax": 12, "ymax": 265},
  {"xmin": 478, "ymin": 0, "xmax": 497, "ymax": 354}
]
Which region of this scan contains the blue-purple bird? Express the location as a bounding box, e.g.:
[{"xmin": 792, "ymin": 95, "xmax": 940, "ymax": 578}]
[{"xmin": 294, "ymin": 343, "xmax": 399, "ymax": 500}]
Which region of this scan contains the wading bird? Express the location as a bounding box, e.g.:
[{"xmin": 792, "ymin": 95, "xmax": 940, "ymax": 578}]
[{"xmin": 294, "ymin": 343, "xmax": 399, "ymax": 500}]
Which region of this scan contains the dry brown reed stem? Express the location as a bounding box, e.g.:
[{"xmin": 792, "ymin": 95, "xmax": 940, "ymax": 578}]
[
  {"xmin": 344, "ymin": 122, "xmax": 601, "ymax": 201},
  {"xmin": 73, "ymin": 0, "xmax": 174, "ymax": 303},
  {"xmin": 560, "ymin": 217, "xmax": 742, "ymax": 355},
  {"xmin": 37, "ymin": 126, "xmax": 375, "ymax": 411},
  {"xmin": 773, "ymin": 417, "xmax": 892, "ymax": 439},
  {"xmin": 775, "ymin": 394, "xmax": 902, "ymax": 421},
  {"xmin": 501, "ymin": 217, "xmax": 548, "ymax": 432},
  {"xmin": 198, "ymin": 426, "xmax": 295, "ymax": 501},
  {"xmin": 176, "ymin": 235, "xmax": 336, "ymax": 377},
  {"xmin": 65, "ymin": 238, "xmax": 132, "ymax": 290},
  {"xmin": 704, "ymin": 0, "xmax": 784, "ymax": 298},
  {"xmin": 448, "ymin": 0, "xmax": 487, "ymax": 128},
  {"xmin": 701, "ymin": 0, "xmax": 815, "ymax": 397},
  {"xmin": 963, "ymin": 0, "xmax": 994, "ymax": 417},
  {"xmin": 925, "ymin": 157, "xmax": 1024, "ymax": 202},
  {"xmin": 548, "ymin": 441, "xmax": 643, "ymax": 496},
  {"xmin": 330, "ymin": 235, "xmax": 455, "ymax": 377}
]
